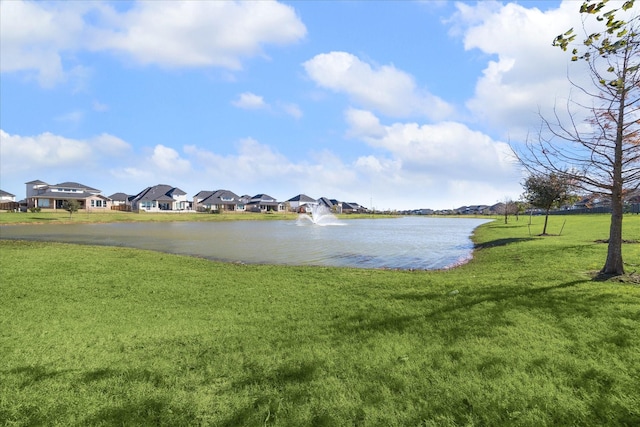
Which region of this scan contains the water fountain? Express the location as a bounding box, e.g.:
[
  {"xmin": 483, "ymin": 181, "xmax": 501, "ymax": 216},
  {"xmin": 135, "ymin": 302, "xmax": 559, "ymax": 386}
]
[{"xmin": 296, "ymin": 204, "xmax": 344, "ymax": 226}]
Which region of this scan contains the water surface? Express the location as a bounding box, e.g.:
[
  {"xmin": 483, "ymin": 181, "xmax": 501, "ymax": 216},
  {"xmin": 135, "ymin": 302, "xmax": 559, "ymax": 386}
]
[{"xmin": 0, "ymin": 217, "xmax": 490, "ymax": 270}]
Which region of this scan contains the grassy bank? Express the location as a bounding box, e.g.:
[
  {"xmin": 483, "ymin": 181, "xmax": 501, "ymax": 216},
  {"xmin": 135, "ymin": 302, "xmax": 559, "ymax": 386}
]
[
  {"xmin": 0, "ymin": 210, "xmax": 298, "ymax": 225},
  {"xmin": 1, "ymin": 215, "xmax": 639, "ymax": 426},
  {"xmin": 0, "ymin": 210, "xmax": 398, "ymax": 225}
]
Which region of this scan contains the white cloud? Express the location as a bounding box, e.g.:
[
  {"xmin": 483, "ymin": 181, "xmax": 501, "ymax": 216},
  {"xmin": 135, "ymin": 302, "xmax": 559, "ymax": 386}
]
[
  {"xmin": 232, "ymin": 92, "xmax": 268, "ymax": 110},
  {"xmin": 233, "ymin": 93, "xmax": 303, "ymax": 119},
  {"xmin": 0, "ymin": 127, "xmax": 523, "ymax": 210},
  {"xmin": 0, "ymin": 1, "xmax": 87, "ymax": 87},
  {"xmin": 150, "ymin": 145, "xmax": 191, "ymax": 174},
  {"xmin": 279, "ymin": 102, "xmax": 303, "ymax": 119},
  {"xmin": 90, "ymin": 1, "xmax": 306, "ymax": 69},
  {"xmin": 0, "ymin": 129, "xmax": 92, "ymax": 174},
  {"xmin": 110, "ymin": 167, "xmax": 154, "ymax": 183},
  {"xmin": 1, "ymin": 1, "xmax": 306, "ymax": 86},
  {"xmin": 357, "ymin": 117, "xmax": 515, "ymax": 179},
  {"xmin": 92, "ymin": 100, "xmax": 109, "ymax": 112},
  {"xmin": 354, "ymin": 155, "xmax": 394, "ymax": 174},
  {"xmin": 451, "ymin": 1, "xmax": 595, "ymax": 137},
  {"xmin": 303, "ymin": 51, "xmax": 453, "ymax": 120},
  {"xmin": 0, "ymin": 129, "xmax": 140, "ymax": 197},
  {"xmin": 185, "ymin": 138, "xmax": 300, "ymax": 183},
  {"xmin": 90, "ymin": 133, "xmax": 131, "ymax": 157},
  {"xmin": 344, "ymin": 110, "xmax": 522, "ymax": 206},
  {"xmin": 345, "ymin": 108, "xmax": 386, "ymax": 139},
  {"xmin": 184, "ymin": 139, "xmax": 358, "ymax": 200},
  {"xmin": 55, "ymin": 110, "xmax": 85, "ymax": 125}
]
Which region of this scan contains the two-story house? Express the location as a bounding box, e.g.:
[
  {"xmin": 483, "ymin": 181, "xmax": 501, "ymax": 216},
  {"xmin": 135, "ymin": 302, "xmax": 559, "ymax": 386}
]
[{"xmin": 25, "ymin": 180, "xmax": 111, "ymax": 211}]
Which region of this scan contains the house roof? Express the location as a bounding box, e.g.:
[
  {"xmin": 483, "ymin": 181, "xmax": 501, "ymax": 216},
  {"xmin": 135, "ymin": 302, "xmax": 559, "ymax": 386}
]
[
  {"xmin": 0, "ymin": 190, "xmax": 15, "ymax": 198},
  {"xmin": 133, "ymin": 184, "xmax": 186, "ymax": 202},
  {"xmin": 25, "ymin": 180, "xmax": 101, "ymax": 194},
  {"xmin": 247, "ymin": 193, "xmax": 279, "ymax": 206},
  {"xmin": 250, "ymin": 194, "xmax": 276, "ymax": 202},
  {"xmin": 317, "ymin": 197, "xmax": 335, "ymax": 208},
  {"xmin": 200, "ymin": 189, "xmax": 241, "ymax": 205},
  {"xmin": 287, "ymin": 194, "xmax": 316, "ymax": 203},
  {"xmin": 194, "ymin": 190, "xmax": 214, "ymax": 200},
  {"xmin": 342, "ymin": 202, "xmax": 361, "ymax": 210},
  {"xmin": 32, "ymin": 190, "xmax": 97, "ymax": 200},
  {"xmin": 108, "ymin": 192, "xmax": 131, "ymax": 202},
  {"xmin": 53, "ymin": 182, "xmax": 100, "ymax": 192}
]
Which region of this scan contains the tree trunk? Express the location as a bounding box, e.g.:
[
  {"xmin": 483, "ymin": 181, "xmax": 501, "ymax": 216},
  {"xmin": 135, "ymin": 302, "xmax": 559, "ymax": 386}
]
[
  {"xmin": 601, "ymin": 178, "xmax": 625, "ymax": 275},
  {"xmin": 601, "ymin": 76, "xmax": 627, "ymax": 276},
  {"xmin": 542, "ymin": 209, "xmax": 550, "ymax": 235}
]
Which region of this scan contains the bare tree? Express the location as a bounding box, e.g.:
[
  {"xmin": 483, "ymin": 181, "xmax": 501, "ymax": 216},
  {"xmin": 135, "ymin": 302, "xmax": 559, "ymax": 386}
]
[
  {"xmin": 515, "ymin": 0, "xmax": 640, "ymax": 275},
  {"xmin": 495, "ymin": 197, "xmax": 518, "ymax": 224}
]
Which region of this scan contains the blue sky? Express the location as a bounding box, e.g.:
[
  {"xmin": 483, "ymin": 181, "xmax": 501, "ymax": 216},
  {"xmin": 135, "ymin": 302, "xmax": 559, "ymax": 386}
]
[{"xmin": 1, "ymin": 0, "xmax": 602, "ymax": 210}]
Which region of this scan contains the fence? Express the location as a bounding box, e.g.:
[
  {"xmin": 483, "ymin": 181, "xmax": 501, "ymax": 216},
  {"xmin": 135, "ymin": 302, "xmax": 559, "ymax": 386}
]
[
  {"xmin": 0, "ymin": 202, "xmax": 20, "ymax": 211},
  {"xmin": 551, "ymin": 204, "xmax": 639, "ymax": 215},
  {"xmin": 111, "ymin": 204, "xmax": 132, "ymax": 212}
]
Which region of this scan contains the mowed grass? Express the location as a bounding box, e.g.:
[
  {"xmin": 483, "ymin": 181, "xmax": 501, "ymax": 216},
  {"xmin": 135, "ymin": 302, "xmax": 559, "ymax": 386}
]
[
  {"xmin": 0, "ymin": 214, "xmax": 639, "ymax": 426},
  {"xmin": 0, "ymin": 211, "xmax": 392, "ymax": 225},
  {"xmin": 0, "ymin": 210, "xmax": 298, "ymax": 225}
]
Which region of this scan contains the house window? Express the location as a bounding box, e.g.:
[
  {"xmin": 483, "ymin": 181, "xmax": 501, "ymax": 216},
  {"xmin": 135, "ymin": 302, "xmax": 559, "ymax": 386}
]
[{"xmin": 37, "ymin": 199, "xmax": 50, "ymax": 208}]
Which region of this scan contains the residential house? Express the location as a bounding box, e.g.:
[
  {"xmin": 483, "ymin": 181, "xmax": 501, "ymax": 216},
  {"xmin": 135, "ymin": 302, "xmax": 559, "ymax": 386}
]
[
  {"xmin": 246, "ymin": 194, "xmax": 283, "ymax": 212},
  {"xmin": 0, "ymin": 190, "xmax": 18, "ymax": 211},
  {"xmin": 0, "ymin": 190, "xmax": 16, "ymax": 202},
  {"xmin": 457, "ymin": 205, "xmax": 491, "ymax": 215},
  {"xmin": 341, "ymin": 202, "xmax": 367, "ymax": 214},
  {"xmin": 407, "ymin": 208, "xmax": 435, "ymax": 215},
  {"xmin": 131, "ymin": 184, "xmax": 188, "ymax": 212},
  {"xmin": 286, "ymin": 194, "xmax": 317, "ymax": 213},
  {"xmin": 24, "ymin": 180, "xmax": 111, "ymax": 211},
  {"xmin": 108, "ymin": 192, "xmax": 133, "ymax": 211},
  {"xmin": 317, "ymin": 197, "xmax": 342, "ymax": 214},
  {"xmin": 193, "ymin": 189, "xmax": 245, "ymax": 212},
  {"xmin": 571, "ymin": 194, "xmax": 610, "ymax": 210}
]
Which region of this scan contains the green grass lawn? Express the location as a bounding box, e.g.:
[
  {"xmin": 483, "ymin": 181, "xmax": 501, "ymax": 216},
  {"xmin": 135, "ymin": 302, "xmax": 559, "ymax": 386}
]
[
  {"xmin": 1, "ymin": 214, "xmax": 639, "ymax": 426},
  {"xmin": 0, "ymin": 210, "xmax": 299, "ymax": 225},
  {"xmin": 0, "ymin": 210, "xmax": 396, "ymax": 225}
]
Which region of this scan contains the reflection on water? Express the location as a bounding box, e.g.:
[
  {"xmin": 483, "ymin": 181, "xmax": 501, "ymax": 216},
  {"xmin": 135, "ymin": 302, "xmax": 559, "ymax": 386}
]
[{"xmin": 0, "ymin": 217, "xmax": 491, "ymax": 270}]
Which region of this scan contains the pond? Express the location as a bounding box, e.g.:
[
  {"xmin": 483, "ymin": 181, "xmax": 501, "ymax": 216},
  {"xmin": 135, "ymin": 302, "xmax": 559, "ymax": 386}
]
[{"xmin": 0, "ymin": 217, "xmax": 491, "ymax": 270}]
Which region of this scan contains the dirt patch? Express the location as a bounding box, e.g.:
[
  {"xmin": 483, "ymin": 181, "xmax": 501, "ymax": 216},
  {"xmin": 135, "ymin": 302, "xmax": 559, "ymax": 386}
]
[
  {"xmin": 590, "ymin": 270, "xmax": 640, "ymax": 284},
  {"xmin": 594, "ymin": 239, "xmax": 640, "ymax": 244}
]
